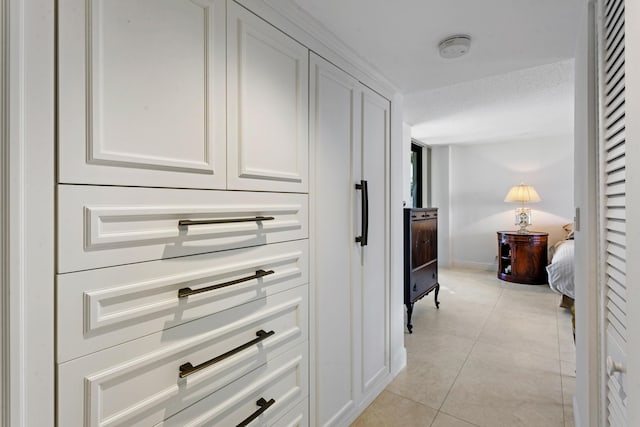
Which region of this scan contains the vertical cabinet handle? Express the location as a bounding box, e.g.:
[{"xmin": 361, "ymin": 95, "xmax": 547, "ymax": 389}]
[
  {"xmin": 236, "ymin": 397, "xmax": 276, "ymax": 427},
  {"xmin": 355, "ymin": 180, "xmax": 369, "ymax": 246}
]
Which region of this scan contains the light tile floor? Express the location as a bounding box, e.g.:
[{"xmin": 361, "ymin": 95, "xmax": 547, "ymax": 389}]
[{"xmin": 352, "ymin": 268, "xmax": 576, "ymax": 427}]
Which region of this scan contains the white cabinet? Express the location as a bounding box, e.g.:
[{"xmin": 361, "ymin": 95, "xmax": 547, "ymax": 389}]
[
  {"xmin": 58, "ymin": 0, "xmax": 309, "ymax": 194},
  {"xmin": 310, "ymin": 53, "xmax": 390, "ymax": 426},
  {"xmin": 56, "ymin": 3, "xmax": 311, "ymax": 425},
  {"xmin": 58, "ymin": 0, "xmax": 227, "ymax": 189},
  {"xmin": 227, "ymin": 2, "xmax": 309, "ymax": 193}
]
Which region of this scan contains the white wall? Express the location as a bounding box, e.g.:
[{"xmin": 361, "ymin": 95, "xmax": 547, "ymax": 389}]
[
  {"xmin": 432, "ymin": 136, "xmax": 574, "ymax": 269},
  {"xmin": 402, "ymin": 122, "xmax": 412, "ymax": 206},
  {"xmin": 391, "ymin": 101, "xmax": 408, "ymax": 376},
  {"xmin": 431, "ymin": 146, "xmax": 452, "ymax": 267}
]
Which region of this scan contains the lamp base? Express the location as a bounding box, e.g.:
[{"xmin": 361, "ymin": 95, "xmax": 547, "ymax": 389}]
[{"xmin": 515, "ymin": 208, "xmax": 532, "ymax": 234}]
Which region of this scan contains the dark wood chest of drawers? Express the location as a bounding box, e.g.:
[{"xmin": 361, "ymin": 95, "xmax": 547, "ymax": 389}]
[{"xmin": 404, "ymin": 208, "xmax": 440, "ymax": 333}]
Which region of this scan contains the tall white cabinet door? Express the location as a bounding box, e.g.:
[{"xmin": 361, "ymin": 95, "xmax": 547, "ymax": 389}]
[
  {"xmin": 58, "ymin": 0, "xmax": 227, "ymax": 189},
  {"xmin": 310, "ymin": 53, "xmax": 361, "ymax": 426},
  {"xmin": 359, "ymin": 86, "xmax": 390, "ymax": 399},
  {"xmin": 227, "ymin": 2, "xmax": 309, "ymax": 193}
]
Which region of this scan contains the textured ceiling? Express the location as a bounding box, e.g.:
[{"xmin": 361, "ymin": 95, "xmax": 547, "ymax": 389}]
[
  {"xmin": 292, "ymin": 0, "xmax": 581, "ymax": 93},
  {"xmin": 290, "ymin": 0, "xmax": 580, "ymax": 145},
  {"xmin": 406, "ymin": 60, "xmax": 575, "ymax": 145}
]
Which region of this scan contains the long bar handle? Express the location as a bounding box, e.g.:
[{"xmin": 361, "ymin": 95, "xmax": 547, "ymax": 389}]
[
  {"xmin": 178, "ymin": 269, "xmax": 275, "ymax": 298},
  {"xmin": 355, "ymin": 180, "xmax": 369, "ymax": 246},
  {"xmin": 178, "ymin": 216, "xmax": 275, "ymax": 227},
  {"xmin": 179, "ymin": 330, "xmax": 275, "ymax": 379},
  {"xmin": 236, "ymin": 397, "xmax": 276, "ymax": 427}
]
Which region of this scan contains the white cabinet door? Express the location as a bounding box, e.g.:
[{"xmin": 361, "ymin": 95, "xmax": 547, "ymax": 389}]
[
  {"xmin": 311, "ymin": 53, "xmax": 390, "ymax": 426},
  {"xmin": 227, "ymin": 2, "xmax": 309, "ymax": 193},
  {"xmin": 58, "ymin": 0, "xmax": 227, "ymax": 189},
  {"xmin": 310, "ymin": 53, "xmax": 360, "ymax": 426},
  {"xmin": 359, "ymin": 86, "xmax": 390, "ymax": 400}
]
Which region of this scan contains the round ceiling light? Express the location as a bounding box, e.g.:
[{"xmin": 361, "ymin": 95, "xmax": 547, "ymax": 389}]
[{"xmin": 438, "ymin": 35, "xmax": 471, "ymax": 59}]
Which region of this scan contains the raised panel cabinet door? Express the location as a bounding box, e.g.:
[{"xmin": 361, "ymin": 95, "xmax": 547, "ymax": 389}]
[
  {"xmin": 227, "ymin": 2, "xmax": 309, "ymax": 193},
  {"xmin": 511, "ymin": 235, "xmax": 547, "ymax": 283},
  {"xmin": 310, "ymin": 53, "xmax": 360, "ymax": 426},
  {"xmin": 58, "ymin": 0, "xmax": 227, "ymax": 189},
  {"xmin": 359, "ymin": 85, "xmax": 390, "ymax": 400}
]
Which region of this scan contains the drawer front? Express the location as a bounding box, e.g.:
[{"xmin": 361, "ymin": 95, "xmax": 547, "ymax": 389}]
[
  {"xmin": 410, "ymin": 262, "xmax": 438, "ymax": 301},
  {"xmin": 57, "ymin": 240, "xmax": 309, "ymax": 362},
  {"xmin": 58, "ymin": 286, "xmax": 307, "ymax": 427},
  {"xmin": 158, "ymin": 346, "xmax": 308, "ymax": 427},
  {"xmin": 58, "ymin": 184, "xmax": 308, "ymax": 273},
  {"xmin": 272, "ymin": 399, "xmax": 308, "ymax": 427}
]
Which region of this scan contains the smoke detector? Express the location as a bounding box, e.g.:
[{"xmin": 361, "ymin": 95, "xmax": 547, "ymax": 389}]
[{"xmin": 438, "ymin": 35, "xmax": 471, "ymax": 59}]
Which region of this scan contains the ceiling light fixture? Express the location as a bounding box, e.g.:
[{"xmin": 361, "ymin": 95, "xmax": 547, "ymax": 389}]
[{"xmin": 438, "ymin": 35, "xmax": 471, "ymax": 59}]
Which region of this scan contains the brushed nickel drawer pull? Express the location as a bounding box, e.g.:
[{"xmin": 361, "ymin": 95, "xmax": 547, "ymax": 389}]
[
  {"xmin": 178, "ymin": 269, "xmax": 275, "ymax": 298},
  {"xmin": 236, "ymin": 397, "xmax": 276, "ymax": 427},
  {"xmin": 178, "ymin": 329, "xmax": 275, "ymax": 379},
  {"xmin": 178, "ymin": 216, "xmax": 275, "ymax": 227}
]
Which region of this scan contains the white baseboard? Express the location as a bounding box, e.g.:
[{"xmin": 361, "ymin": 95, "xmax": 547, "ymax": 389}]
[{"xmin": 452, "ymin": 260, "xmax": 496, "ymax": 271}]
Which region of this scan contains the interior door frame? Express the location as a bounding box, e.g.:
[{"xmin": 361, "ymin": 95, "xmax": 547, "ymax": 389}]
[{"xmin": 574, "ymin": 0, "xmax": 602, "ymax": 426}]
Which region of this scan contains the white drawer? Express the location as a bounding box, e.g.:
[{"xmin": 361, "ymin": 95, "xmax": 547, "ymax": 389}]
[
  {"xmin": 157, "ymin": 345, "xmax": 308, "ymax": 427},
  {"xmin": 58, "ymin": 184, "xmax": 308, "ymax": 273},
  {"xmin": 57, "ymin": 239, "xmax": 309, "ymax": 362},
  {"xmin": 58, "ymin": 285, "xmax": 307, "ymax": 427},
  {"xmin": 272, "ymin": 399, "xmax": 309, "ymax": 427}
]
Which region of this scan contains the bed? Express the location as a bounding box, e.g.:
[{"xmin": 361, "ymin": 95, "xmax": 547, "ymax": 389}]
[
  {"xmin": 546, "ymin": 224, "xmax": 575, "ymax": 337},
  {"xmin": 547, "ymin": 239, "xmax": 574, "ymax": 301}
]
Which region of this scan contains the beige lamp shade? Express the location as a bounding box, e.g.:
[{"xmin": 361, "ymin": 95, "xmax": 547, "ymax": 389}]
[{"xmin": 504, "ymin": 183, "xmax": 541, "ymax": 204}]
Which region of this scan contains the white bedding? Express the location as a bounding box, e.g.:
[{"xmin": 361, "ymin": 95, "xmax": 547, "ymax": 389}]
[{"xmin": 546, "ymin": 240, "xmax": 575, "ymax": 299}]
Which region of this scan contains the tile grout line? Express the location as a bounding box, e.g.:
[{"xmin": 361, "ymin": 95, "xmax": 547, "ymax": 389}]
[
  {"xmin": 427, "ymin": 279, "xmax": 506, "ymax": 427},
  {"xmin": 437, "ymin": 409, "xmax": 484, "ymax": 427}
]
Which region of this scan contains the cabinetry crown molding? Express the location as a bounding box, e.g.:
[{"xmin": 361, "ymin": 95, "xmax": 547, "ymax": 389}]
[{"xmin": 257, "ymin": 0, "xmax": 400, "ymax": 95}]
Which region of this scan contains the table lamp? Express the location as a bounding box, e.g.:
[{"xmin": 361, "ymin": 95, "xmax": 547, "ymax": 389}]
[{"xmin": 504, "ymin": 183, "xmax": 541, "ymax": 234}]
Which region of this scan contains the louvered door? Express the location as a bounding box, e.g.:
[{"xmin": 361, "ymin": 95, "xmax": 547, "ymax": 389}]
[{"xmin": 598, "ymin": 0, "xmax": 628, "ymax": 425}]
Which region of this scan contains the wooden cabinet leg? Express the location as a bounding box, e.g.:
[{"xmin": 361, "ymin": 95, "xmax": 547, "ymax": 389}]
[
  {"xmin": 406, "ymin": 302, "xmax": 414, "ymax": 334},
  {"xmin": 434, "ymin": 283, "xmax": 440, "ymax": 309}
]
